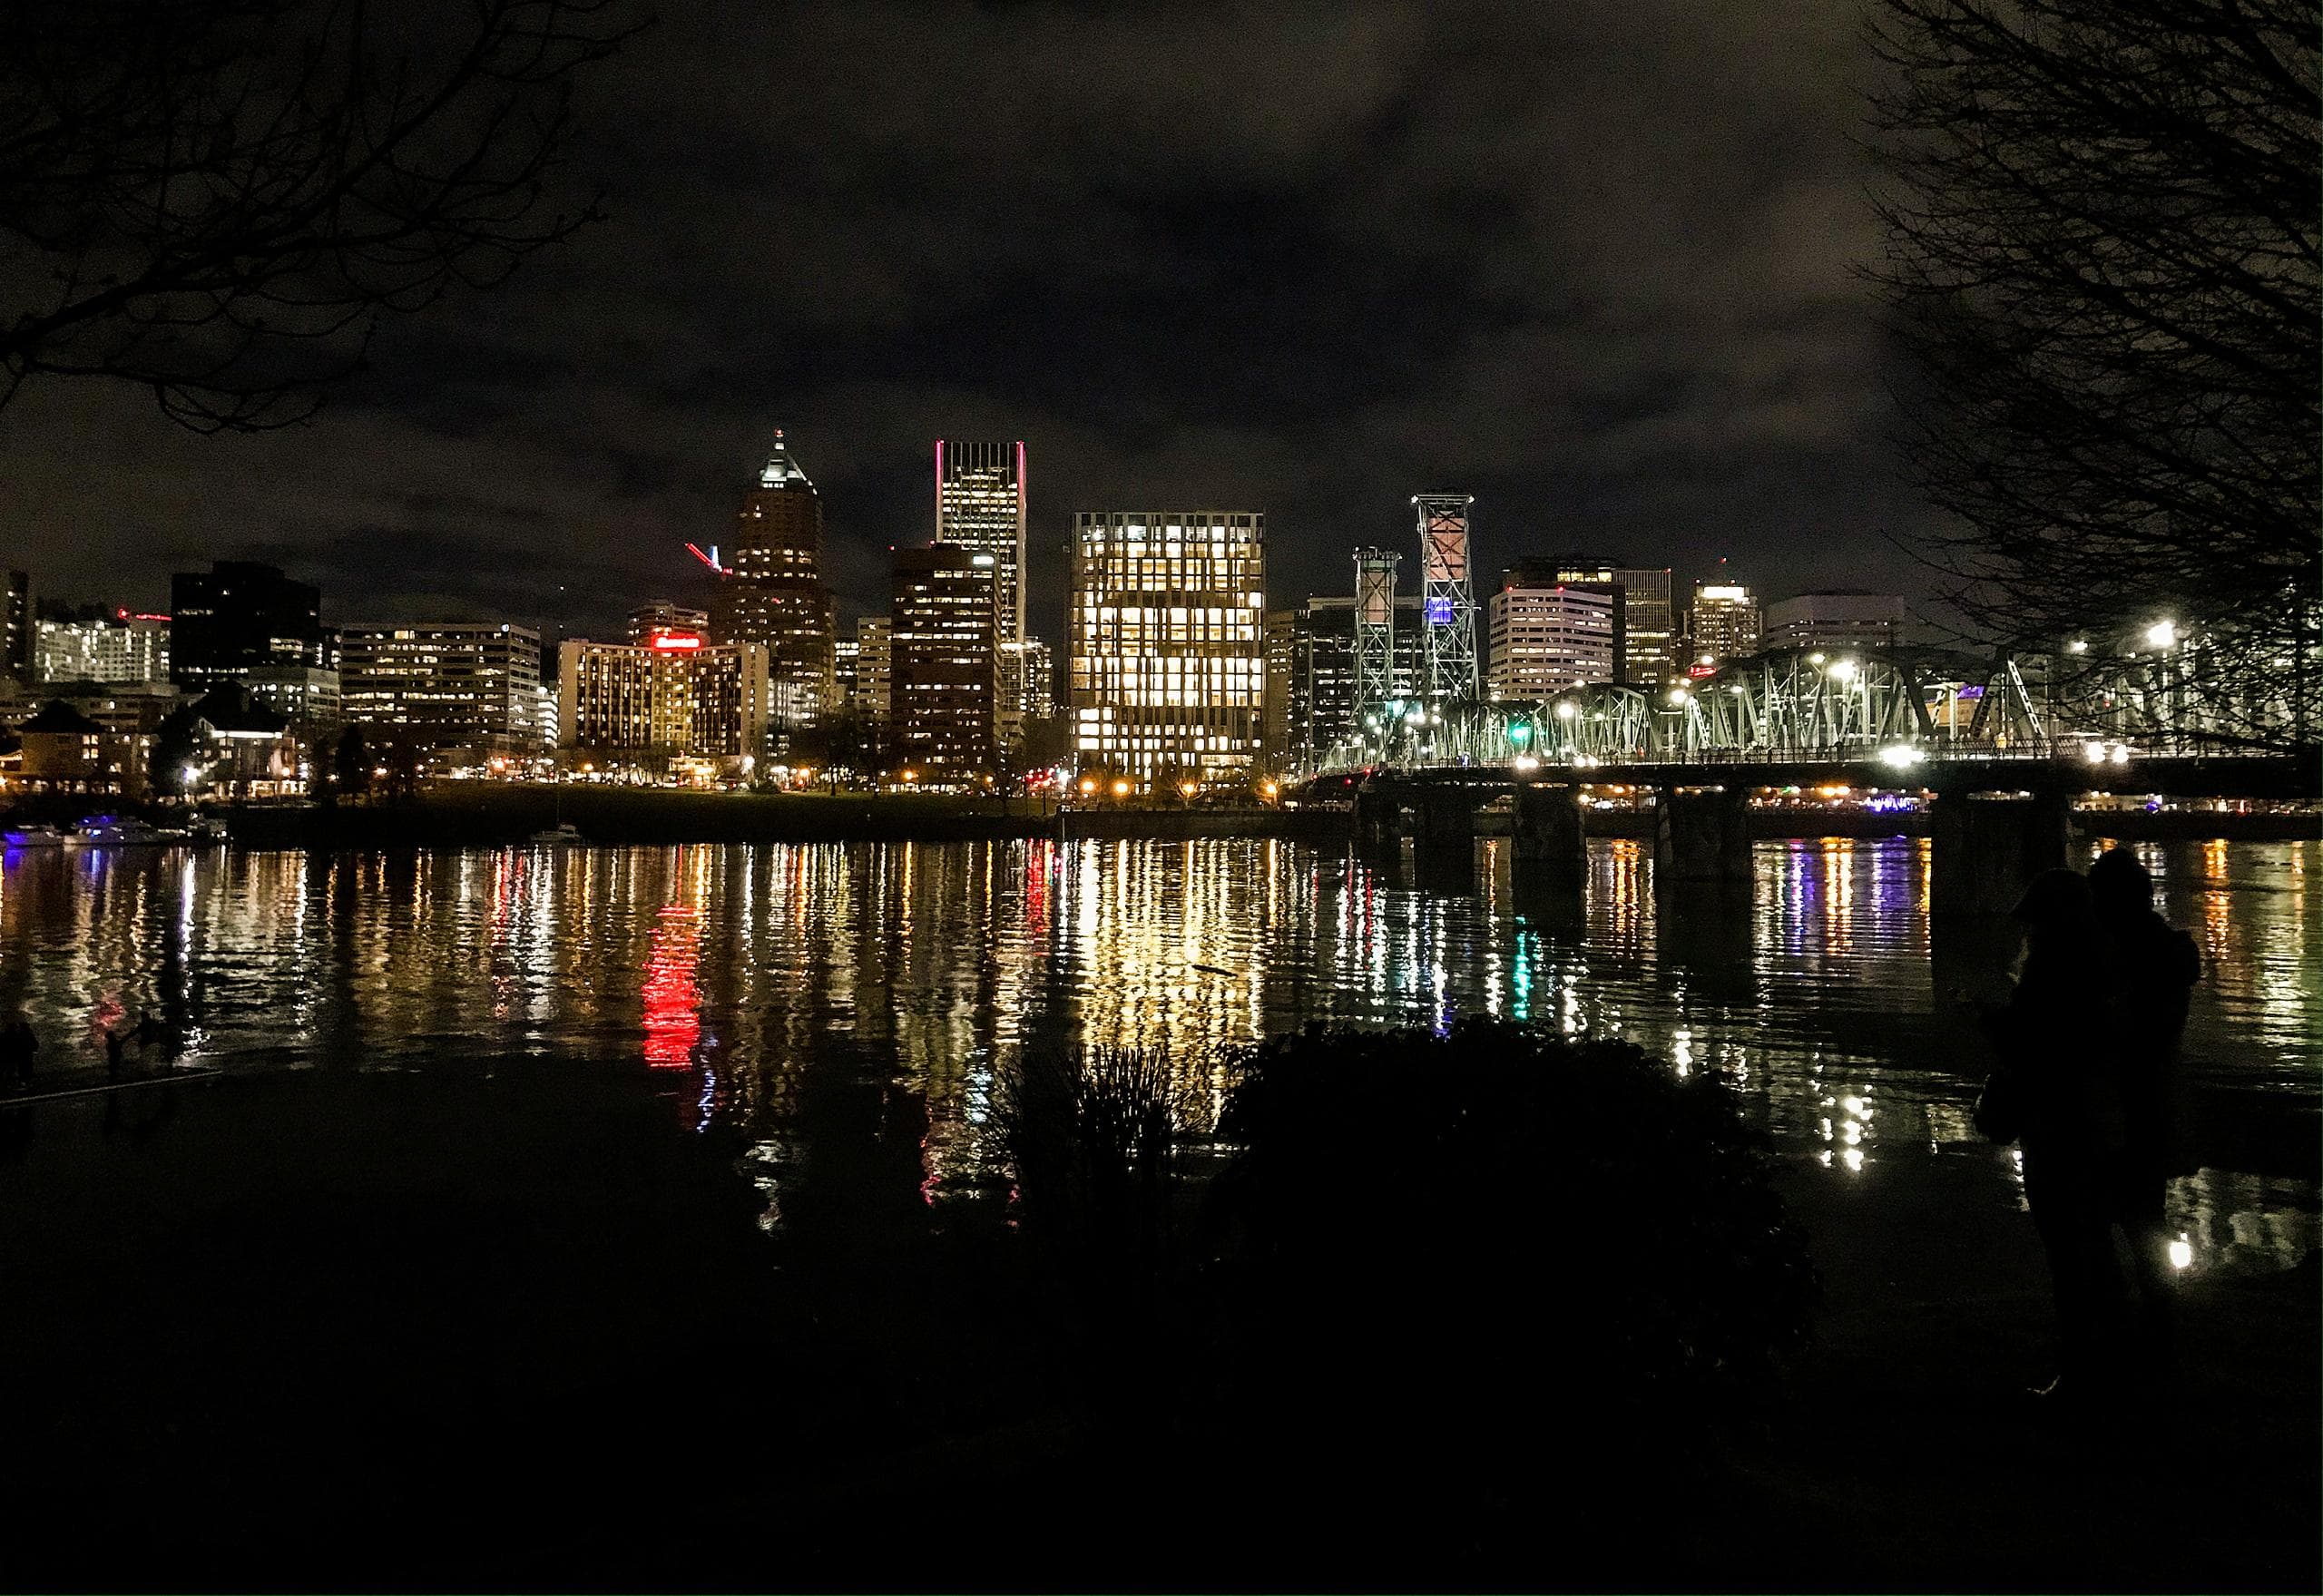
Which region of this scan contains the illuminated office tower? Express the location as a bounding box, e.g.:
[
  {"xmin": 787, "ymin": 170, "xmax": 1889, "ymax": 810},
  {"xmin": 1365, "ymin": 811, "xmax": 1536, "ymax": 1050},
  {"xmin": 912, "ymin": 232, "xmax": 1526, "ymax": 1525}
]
[
  {"xmin": 936, "ymin": 440, "xmax": 1025, "ymax": 742},
  {"xmin": 1550, "ymin": 554, "xmax": 1668, "ymax": 684},
  {"xmin": 1689, "ymin": 582, "xmax": 1762, "ymax": 666},
  {"xmin": 1412, "ymin": 494, "xmax": 1480, "ymax": 704},
  {"xmin": 1070, "ymin": 512, "xmax": 1265, "ymax": 788},
  {"xmin": 1486, "ymin": 573, "xmax": 1618, "ymax": 699},
  {"xmin": 713, "ymin": 430, "xmax": 835, "ymax": 731},
  {"xmin": 1014, "ymin": 637, "xmax": 1054, "ymax": 720},
  {"xmin": 891, "ymin": 545, "xmax": 997, "ymax": 778},
  {"xmin": 1268, "ymin": 593, "xmax": 1426, "ymax": 769}
]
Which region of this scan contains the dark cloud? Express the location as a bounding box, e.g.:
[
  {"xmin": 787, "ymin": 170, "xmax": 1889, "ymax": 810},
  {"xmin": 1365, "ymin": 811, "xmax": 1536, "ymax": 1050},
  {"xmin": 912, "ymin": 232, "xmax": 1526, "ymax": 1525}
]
[{"xmin": 0, "ymin": 0, "xmax": 1940, "ymax": 642}]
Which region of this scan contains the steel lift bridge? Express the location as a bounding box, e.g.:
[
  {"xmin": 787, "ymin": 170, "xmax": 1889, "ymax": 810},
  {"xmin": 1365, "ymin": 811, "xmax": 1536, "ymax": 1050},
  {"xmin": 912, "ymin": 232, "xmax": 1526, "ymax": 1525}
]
[{"xmin": 1319, "ymin": 644, "xmax": 2051, "ymax": 771}]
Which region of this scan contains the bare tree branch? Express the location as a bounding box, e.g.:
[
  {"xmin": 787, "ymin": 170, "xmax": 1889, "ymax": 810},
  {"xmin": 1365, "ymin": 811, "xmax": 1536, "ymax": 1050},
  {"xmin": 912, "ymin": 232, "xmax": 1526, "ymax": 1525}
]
[
  {"xmin": 0, "ymin": 0, "xmax": 643, "ymax": 431},
  {"xmin": 1861, "ymin": 0, "xmax": 2320, "ymax": 751}
]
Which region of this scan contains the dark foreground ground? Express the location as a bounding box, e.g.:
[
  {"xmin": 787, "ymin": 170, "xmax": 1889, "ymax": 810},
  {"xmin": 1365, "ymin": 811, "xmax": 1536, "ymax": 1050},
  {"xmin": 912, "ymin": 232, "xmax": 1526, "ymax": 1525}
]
[{"xmin": 0, "ymin": 1066, "xmax": 2313, "ymax": 1592}]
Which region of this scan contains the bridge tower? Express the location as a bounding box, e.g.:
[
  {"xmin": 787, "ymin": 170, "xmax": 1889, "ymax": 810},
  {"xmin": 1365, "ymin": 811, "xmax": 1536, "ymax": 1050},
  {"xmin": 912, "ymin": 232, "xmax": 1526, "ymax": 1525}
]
[
  {"xmin": 1354, "ymin": 547, "xmax": 1400, "ymax": 739},
  {"xmin": 1412, "ymin": 494, "xmax": 1479, "ymax": 707}
]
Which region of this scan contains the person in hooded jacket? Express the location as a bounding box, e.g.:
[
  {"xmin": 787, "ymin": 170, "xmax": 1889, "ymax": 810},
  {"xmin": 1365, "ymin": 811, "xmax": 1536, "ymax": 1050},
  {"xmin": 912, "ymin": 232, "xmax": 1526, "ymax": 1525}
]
[
  {"xmin": 2088, "ymin": 846, "xmax": 2200, "ymax": 1378},
  {"xmin": 1978, "ymin": 867, "xmax": 2130, "ymax": 1396}
]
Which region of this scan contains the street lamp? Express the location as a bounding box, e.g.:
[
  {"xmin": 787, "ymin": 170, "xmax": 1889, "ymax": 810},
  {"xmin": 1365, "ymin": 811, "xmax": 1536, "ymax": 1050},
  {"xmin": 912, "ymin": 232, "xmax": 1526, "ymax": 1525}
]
[
  {"xmin": 1554, "ymin": 700, "xmax": 1579, "ymax": 721},
  {"xmin": 1828, "ymin": 658, "xmax": 1859, "ymax": 682},
  {"xmin": 2143, "ymin": 619, "xmax": 2178, "ymax": 651}
]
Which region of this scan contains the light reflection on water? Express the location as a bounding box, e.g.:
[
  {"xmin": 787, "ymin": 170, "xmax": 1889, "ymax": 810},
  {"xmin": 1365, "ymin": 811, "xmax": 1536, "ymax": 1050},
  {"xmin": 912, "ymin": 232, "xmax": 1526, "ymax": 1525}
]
[{"xmin": 0, "ymin": 835, "xmax": 2314, "ymax": 1268}]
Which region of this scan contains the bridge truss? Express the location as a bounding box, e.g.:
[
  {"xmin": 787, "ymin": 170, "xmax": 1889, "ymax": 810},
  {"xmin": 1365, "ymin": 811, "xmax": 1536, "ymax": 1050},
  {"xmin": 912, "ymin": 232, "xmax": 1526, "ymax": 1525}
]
[{"xmin": 1314, "ymin": 644, "xmax": 2051, "ymax": 770}]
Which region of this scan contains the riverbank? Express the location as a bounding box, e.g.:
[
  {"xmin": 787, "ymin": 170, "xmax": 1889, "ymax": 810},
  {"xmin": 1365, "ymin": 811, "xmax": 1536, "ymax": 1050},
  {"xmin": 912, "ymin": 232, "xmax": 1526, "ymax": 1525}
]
[{"xmin": 1, "ymin": 1064, "xmax": 2310, "ymax": 1589}]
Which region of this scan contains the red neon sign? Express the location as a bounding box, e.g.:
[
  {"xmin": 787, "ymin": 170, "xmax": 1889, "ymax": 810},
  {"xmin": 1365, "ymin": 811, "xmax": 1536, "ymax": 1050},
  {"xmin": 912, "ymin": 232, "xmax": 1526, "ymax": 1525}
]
[{"xmin": 649, "ymin": 630, "xmax": 705, "ymax": 651}]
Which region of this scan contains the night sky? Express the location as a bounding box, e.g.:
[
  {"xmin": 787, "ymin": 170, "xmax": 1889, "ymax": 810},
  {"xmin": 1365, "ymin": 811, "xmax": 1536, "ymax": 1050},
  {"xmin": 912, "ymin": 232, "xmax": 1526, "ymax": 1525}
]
[{"xmin": 0, "ymin": 1, "xmax": 1939, "ymax": 643}]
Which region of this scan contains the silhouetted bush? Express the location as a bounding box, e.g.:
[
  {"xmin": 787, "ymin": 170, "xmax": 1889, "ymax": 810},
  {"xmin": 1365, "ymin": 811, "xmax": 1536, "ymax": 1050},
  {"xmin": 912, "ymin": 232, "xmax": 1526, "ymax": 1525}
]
[
  {"xmin": 1198, "ymin": 1019, "xmax": 1818, "ymax": 1520},
  {"xmin": 995, "ymin": 1046, "xmax": 1177, "ymax": 1307}
]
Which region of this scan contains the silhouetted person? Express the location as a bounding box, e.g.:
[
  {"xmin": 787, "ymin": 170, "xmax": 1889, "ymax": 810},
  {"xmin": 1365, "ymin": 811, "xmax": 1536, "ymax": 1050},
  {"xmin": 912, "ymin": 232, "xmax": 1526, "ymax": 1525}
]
[
  {"xmin": 131, "ymin": 1008, "xmax": 164, "ymax": 1052},
  {"xmin": 2090, "ymin": 847, "xmax": 2200, "ymax": 1380},
  {"xmin": 103, "ymin": 1026, "xmax": 126, "ymax": 1082},
  {"xmin": 1979, "ymin": 867, "xmax": 2127, "ymax": 1398}
]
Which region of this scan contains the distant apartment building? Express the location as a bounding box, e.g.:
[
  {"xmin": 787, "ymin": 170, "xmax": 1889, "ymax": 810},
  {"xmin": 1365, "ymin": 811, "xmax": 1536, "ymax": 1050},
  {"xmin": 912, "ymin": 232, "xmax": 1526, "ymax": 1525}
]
[
  {"xmin": 891, "ymin": 545, "xmax": 998, "ymax": 778},
  {"xmin": 712, "ymin": 432, "xmax": 834, "ymax": 731},
  {"xmin": 1071, "ymin": 512, "xmax": 1265, "ymax": 788},
  {"xmin": 169, "ymin": 561, "xmax": 328, "ymax": 690},
  {"xmin": 338, "ymin": 622, "xmax": 546, "ymax": 754},
  {"xmin": 558, "ymin": 629, "xmax": 770, "ymax": 774},
  {"xmin": 1688, "ymin": 583, "xmax": 1762, "ymax": 667},
  {"xmin": 1487, "ymin": 565, "xmax": 1620, "ymax": 700},
  {"xmin": 34, "ymin": 610, "xmax": 171, "ymax": 685},
  {"xmin": 628, "ymin": 599, "xmax": 709, "ymax": 642},
  {"xmin": 1762, "ymin": 592, "xmax": 1906, "ymax": 653}
]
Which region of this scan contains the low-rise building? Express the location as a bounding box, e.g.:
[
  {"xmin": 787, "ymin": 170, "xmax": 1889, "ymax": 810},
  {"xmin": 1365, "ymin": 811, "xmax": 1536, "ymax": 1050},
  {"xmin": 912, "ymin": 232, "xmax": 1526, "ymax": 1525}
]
[{"xmin": 15, "ymin": 700, "xmax": 149, "ymax": 796}]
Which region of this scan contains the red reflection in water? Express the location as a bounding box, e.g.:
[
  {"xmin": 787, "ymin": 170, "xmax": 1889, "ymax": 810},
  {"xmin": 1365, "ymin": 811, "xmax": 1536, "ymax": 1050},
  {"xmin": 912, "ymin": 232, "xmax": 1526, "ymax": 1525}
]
[{"xmin": 642, "ymin": 902, "xmax": 701, "ymax": 1068}]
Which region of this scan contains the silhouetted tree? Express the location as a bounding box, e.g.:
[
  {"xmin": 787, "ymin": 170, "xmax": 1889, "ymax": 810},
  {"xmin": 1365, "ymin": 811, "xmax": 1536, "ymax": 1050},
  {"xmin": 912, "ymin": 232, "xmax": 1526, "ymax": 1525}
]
[
  {"xmin": 1864, "ymin": 0, "xmax": 2319, "ymax": 749},
  {"xmin": 332, "ymin": 724, "xmax": 370, "ymax": 802},
  {"xmin": 0, "ymin": 0, "xmax": 640, "ymax": 430},
  {"xmin": 148, "ymin": 702, "xmax": 205, "ymax": 798}
]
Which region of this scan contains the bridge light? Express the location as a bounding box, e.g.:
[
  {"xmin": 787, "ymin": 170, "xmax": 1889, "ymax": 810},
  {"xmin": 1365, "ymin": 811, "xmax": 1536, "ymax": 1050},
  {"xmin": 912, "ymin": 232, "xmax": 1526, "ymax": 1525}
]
[
  {"xmin": 1666, "ymin": 687, "xmax": 1691, "ymax": 707},
  {"xmin": 2143, "ymin": 619, "xmax": 2177, "ymax": 650},
  {"xmin": 1808, "ymin": 652, "xmax": 1826, "ymax": 666},
  {"xmin": 1405, "ymin": 710, "xmax": 1426, "ymax": 726},
  {"xmin": 2083, "ymin": 741, "xmax": 2110, "ymax": 765},
  {"xmin": 1875, "ymin": 744, "xmax": 1925, "ymax": 769},
  {"xmin": 1828, "ymin": 658, "xmax": 1859, "ymax": 682},
  {"xmin": 1554, "ymin": 700, "xmax": 1579, "ymax": 721},
  {"xmin": 1507, "ymin": 720, "xmax": 1533, "ymax": 745},
  {"xmin": 2110, "ymin": 745, "xmax": 2132, "ymax": 766},
  {"xmin": 1513, "ymin": 755, "xmax": 1540, "ymax": 773},
  {"xmin": 2065, "ymin": 639, "xmax": 2088, "ymax": 655}
]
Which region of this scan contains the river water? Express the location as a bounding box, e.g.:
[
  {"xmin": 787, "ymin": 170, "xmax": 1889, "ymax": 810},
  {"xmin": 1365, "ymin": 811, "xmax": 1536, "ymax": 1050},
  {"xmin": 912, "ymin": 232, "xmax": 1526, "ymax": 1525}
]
[{"xmin": 3, "ymin": 834, "xmax": 2315, "ymax": 1270}]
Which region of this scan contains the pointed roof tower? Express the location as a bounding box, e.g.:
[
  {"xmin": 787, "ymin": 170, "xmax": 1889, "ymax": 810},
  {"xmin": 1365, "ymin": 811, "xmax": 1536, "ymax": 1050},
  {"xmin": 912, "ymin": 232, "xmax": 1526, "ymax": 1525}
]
[{"xmin": 758, "ymin": 428, "xmax": 814, "ymax": 490}]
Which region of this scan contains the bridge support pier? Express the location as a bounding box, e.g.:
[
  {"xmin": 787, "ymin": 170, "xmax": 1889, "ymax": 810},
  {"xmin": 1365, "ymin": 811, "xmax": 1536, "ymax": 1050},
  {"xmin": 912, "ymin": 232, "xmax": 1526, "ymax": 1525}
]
[
  {"xmin": 1653, "ymin": 785, "xmax": 1752, "ymax": 884},
  {"xmin": 1353, "ymin": 784, "xmax": 1403, "ymax": 852},
  {"xmin": 1928, "ymin": 789, "xmax": 2073, "ymax": 918},
  {"xmin": 1413, "ymin": 788, "xmax": 1478, "ymax": 892},
  {"xmin": 1511, "ymin": 783, "xmax": 1588, "ymax": 893}
]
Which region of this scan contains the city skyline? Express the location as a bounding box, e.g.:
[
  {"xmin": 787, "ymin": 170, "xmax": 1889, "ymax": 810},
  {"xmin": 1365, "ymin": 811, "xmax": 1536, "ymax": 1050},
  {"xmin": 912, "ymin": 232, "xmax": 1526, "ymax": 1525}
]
[{"xmin": 0, "ymin": 5, "xmax": 1944, "ymax": 642}]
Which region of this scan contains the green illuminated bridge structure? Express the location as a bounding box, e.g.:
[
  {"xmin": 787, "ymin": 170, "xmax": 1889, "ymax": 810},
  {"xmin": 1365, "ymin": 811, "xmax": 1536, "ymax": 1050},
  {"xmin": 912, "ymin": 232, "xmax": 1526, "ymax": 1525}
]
[{"xmin": 1292, "ymin": 645, "xmax": 2318, "ymax": 916}]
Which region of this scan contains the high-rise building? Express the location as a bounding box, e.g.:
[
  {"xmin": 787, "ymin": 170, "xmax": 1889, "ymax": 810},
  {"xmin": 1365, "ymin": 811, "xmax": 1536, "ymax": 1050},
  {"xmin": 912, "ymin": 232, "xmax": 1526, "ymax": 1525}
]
[
  {"xmin": 935, "ymin": 441, "xmax": 1026, "ymax": 737},
  {"xmin": 34, "ymin": 610, "xmax": 172, "ymax": 685},
  {"xmin": 4, "ymin": 571, "xmax": 32, "ymax": 681},
  {"xmin": 713, "ymin": 431, "xmax": 835, "ymax": 733},
  {"xmin": 856, "ymin": 616, "xmax": 892, "ymax": 728},
  {"xmin": 338, "ymin": 622, "xmax": 545, "ymax": 753},
  {"xmin": 1763, "ymin": 592, "xmax": 1906, "ymax": 652},
  {"xmin": 1070, "ymin": 511, "xmax": 1265, "ymax": 788},
  {"xmin": 1689, "ymin": 583, "xmax": 1762, "ymax": 666},
  {"xmin": 169, "ymin": 561, "xmax": 328, "ymax": 690},
  {"xmin": 1551, "ymin": 556, "xmax": 1671, "ymax": 686},
  {"xmin": 1487, "ymin": 572, "xmax": 1619, "ymax": 700},
  {"xmin": 891, "ymin": 544, "xmax": 998, "ymax": 778},
  {"xmin": 558, "ymin": 629, "xmax": 770, "ymax": 772},
  {"xmin": 1266, "ymin": 594, "xmax": 1426, "ymax": 769},
  {"xmin": 628, "ymin": 599, "xmax": 709, "ymax": 642}
]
